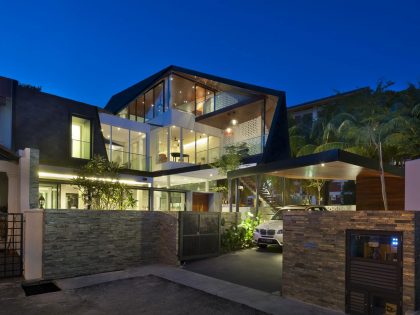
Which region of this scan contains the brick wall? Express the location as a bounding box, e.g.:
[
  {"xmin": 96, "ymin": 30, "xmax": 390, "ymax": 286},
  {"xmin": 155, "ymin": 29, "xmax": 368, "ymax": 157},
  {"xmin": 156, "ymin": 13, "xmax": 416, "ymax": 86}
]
[
  {"xmin": 43, "ymin": 210, "xmax": 179, "ymax": 279},
  {"xmin": 282, "ymin": 210, "xmax": 418, "ymax": 313}
]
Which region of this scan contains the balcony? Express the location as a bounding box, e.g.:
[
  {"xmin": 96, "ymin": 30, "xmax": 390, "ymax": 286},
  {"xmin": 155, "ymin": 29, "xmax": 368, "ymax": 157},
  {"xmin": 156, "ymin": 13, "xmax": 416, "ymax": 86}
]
[{"xmin": 110, "ymin": 149, "xmax": 150, "ymax": 171}]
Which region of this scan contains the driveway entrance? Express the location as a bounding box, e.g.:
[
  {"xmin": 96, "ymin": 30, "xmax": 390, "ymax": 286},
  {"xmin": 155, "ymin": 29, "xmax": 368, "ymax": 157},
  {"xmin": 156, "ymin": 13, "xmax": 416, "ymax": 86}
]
[{"xmin": 183, "ymin": 247, "xmax": 282, "ymax": 294}]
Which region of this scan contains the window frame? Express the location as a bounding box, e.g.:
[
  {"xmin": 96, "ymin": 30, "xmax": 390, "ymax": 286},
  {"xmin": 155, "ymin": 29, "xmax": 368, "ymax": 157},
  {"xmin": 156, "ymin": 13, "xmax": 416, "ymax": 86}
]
[{"xmin": 70, "ymin": 114, "xmax": 93, "ymax": 160}]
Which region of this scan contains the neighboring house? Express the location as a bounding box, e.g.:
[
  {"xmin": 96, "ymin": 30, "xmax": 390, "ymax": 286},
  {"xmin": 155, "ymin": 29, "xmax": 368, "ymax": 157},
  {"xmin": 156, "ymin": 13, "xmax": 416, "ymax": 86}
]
[
  {"xmin": 288, "ymin": 87, "xmax": 370, "ymax": 126},
  {"xmin": 287, "ymin": 87, "xmax": 370, "ymax": 206},
  {"xmin": 0, "ymin": 66, "xmax": 290, "ymax": 212}
]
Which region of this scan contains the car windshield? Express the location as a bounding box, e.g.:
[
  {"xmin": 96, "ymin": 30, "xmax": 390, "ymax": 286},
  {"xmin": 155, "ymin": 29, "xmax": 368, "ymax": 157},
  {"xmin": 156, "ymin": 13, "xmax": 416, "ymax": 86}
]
[
  {"xmin": 271, "ymin": 208, "xmax": 305, "ymax": 220},
  {"xmin": 271, "ymin": 211, "xmax": 284, "ymax": 220}
]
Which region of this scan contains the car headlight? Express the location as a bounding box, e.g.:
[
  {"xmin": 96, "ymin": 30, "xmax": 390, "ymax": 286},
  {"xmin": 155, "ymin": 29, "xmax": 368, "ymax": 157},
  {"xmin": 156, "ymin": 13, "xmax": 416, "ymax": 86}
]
[
  {"xmin": 255, "ymin": 229, "xmax": 259, "ymax": 233},
  {"xmin": 277, "ymin": 229, "xmax": 283, "ymax": 234}
]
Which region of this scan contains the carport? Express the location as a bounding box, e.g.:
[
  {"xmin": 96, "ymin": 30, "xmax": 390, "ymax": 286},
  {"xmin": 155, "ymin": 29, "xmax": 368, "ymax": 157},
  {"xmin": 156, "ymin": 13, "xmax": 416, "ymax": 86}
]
[
  {"xmin": 186, "ymin": 149, "xmax": 405, "ymax": 304},
  {"xmin": 227, "ymin": 149, "xmax": 404, "ymax": 211}
]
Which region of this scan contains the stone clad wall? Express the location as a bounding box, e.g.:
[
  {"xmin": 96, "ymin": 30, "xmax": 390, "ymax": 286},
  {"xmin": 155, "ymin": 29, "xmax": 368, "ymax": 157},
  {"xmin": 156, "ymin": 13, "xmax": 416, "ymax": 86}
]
[
  {"xmin": 43, "ymin": 210, "xmax": 179, "ymax": 279},
  {"xmin": 220, "ymin": 212, "xmax": 240, "ymax": 234},
  {"xmin": 282, "ymin": 210, "xmax": 418, "ymax": 313}
]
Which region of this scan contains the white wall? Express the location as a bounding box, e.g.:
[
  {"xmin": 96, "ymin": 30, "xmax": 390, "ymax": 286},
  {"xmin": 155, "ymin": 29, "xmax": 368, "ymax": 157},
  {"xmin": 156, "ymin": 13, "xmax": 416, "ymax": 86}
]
[
  {"xmin": 24, "ymin": 210, "xmax": 43, "ymax": 280},
  {"xmin": 405, "ymin": 159, "xmax": 420, "ymax": 210}
]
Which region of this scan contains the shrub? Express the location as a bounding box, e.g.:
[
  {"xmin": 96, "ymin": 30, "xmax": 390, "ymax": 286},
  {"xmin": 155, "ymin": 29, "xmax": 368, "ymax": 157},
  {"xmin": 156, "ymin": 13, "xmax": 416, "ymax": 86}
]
[{"xmin": 221, "ymin": 212, "xmax": 260, "ymax": 252}]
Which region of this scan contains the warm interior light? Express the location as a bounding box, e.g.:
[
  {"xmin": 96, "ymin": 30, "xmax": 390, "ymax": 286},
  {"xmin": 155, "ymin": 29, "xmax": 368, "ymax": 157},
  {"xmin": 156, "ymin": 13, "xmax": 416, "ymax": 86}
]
[
  {"xmin": 183, "ymin": 137, "xmax": 208, "ymax": 148},
  {"xmin": 225, "ymin": 127, "xmax": 232, "ymax": 133},
  {"xmin": 38, "ymin": 171, "xmax": 149, "ymax": 186},
  {"xmin": 231, "ymin": 119, "xmax": 238, "ymax": 126},
  {"xmin": 321, "ymin": 163, "xmax": 325, "ymax": 167}
]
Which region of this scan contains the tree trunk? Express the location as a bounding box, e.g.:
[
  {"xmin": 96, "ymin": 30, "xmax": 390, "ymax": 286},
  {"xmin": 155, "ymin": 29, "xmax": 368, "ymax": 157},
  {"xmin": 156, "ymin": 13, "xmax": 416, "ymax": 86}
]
[{"xmin": 379, "ymin": 142, "xmax": 388, "ymax": 210}]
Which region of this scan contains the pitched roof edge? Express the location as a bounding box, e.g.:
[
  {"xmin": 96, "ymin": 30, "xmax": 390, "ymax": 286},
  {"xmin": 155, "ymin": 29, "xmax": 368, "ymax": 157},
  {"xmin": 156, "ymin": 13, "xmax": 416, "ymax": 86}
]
[{"xmin": 104, "ymin": 65, "xmax": 285, "ymax": 114}]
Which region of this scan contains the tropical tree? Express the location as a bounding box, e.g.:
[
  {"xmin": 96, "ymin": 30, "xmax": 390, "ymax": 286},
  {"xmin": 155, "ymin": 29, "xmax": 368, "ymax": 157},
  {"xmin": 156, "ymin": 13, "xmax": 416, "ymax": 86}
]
[
  {"xmin": 72, "ymin": 155, "xmax": 136, "ymax": 210},
  {"xmin": 212, "ymin": 142, "xmax": 250, "ymax": 175},
  {"xmin": 287, "ymin": 81, "xmax": 420, "ymax": 208}
]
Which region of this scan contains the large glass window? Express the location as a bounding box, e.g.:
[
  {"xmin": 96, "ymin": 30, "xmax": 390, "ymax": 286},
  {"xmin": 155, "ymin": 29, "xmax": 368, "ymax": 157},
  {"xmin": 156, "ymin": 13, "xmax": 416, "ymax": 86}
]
[
  {"xmin": 169, "ymin": 126, "xmax": 181, "ymax": 162},
  {"xmin": 110, "ymin": 126, "xmax": 129, "ymax": 168},
  {"xmin": 183, "ymin": 129, "xmax": 196, "ymax": 164},
  {"xmin": 154, "ymin": 190, "xmax": 169, "ymax": 211},
  {"xmin": 155, "ymin": 128, "xmax": 168, "ymax": 164},
  {"xmin": 60, "ymin": 184, "xmax": 85, "ymax": 209},
  {"xmin": 196, "ymin": 133, "xmax": 208, "ymax": 164},
  {"xmin": 130, "ymin": 189, "xmax": 149, "ymax": 210},
  {"xmin": 170, "ymin": 75, "xmax": 195, "ymax": 114},
  {"xmin": 169, "ymin": 192, "xmax": 186, "ymax": 211},
  {"xmin": 71, "ymin": 116, "xmax": 91, "ymax": 159},
  {"xmin": 170, "ymin": 74, "xmax": 215, "ymax": 116},
  {"xmin": 208, "ymin": 136, "xmax": 221, "ymax": 163},
  {"xmin": 39, "ymin": 183, "xmax": 59, "ymax": 209},
  {"xmin": 130, "ymin": 130, "xmax": 147, "ymax": 171},
  {"xmin": 101, "ymin": 124, "xmax": 148, "ymax": 171},
  {"xmin": 145, "ymin": 89, "xmax": 154, "ymax": 121},
  {"xmin": 154, "ymin": 82, "xmax": 164, "ymax": 117},
  {"xmin": 117, "ymin": 81, "xmax": 166, "ymax": 122}
]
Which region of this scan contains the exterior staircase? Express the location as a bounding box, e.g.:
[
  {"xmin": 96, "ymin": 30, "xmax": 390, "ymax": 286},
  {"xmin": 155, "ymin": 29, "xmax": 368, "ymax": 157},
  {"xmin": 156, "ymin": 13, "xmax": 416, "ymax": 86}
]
[{"xmin": 239, "ymin": 176, "xmax": 283, "ymax": 212}]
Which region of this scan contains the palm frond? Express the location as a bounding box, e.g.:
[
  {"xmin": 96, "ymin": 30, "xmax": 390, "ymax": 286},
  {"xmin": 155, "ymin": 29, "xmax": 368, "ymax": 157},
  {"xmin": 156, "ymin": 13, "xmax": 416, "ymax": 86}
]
[
  {"xmin": 289, "ymin": 135, "xmax": 307, "ymax": 157},
  {"xmin": 296, "ymin": 144, "xmax": 317, "ymax": 157},
  {"xmin": 412, "ymin": 103, "xmax": 420, "ymax": 118},
  {"xmin": 314, "ymin": 142, "xmax": 347, "ymax": 153}
]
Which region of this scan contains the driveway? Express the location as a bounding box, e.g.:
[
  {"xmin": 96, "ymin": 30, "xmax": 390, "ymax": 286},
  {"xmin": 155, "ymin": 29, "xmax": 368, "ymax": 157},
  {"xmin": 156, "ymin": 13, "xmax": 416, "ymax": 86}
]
[
  {"xmin": 0, "ymin": 275, "xmax": 266, "ymax": 315},
  {"xmin": 183, "ymin": 247, "xmax": 282, "ymax": 294}
]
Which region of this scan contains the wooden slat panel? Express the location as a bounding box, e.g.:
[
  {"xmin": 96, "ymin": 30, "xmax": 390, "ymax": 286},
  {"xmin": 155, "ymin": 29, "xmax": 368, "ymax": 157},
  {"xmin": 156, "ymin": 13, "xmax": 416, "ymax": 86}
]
[{"xmin": 356, "ymin": 176, "xmax": 405, "ymax": 210}]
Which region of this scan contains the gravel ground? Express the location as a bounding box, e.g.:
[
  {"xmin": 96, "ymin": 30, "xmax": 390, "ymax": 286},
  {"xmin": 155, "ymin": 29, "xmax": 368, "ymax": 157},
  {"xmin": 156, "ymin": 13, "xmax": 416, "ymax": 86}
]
[{"xmin": 0, "ymin": 275, "xmax": 267, "ymax": 315}]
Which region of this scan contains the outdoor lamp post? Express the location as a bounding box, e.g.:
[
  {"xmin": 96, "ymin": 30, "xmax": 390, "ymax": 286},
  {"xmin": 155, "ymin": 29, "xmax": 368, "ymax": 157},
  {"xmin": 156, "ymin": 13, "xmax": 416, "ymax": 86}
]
[{"xmin": 39, "ymin": 195, "xmax": 45, "ymax": 209}]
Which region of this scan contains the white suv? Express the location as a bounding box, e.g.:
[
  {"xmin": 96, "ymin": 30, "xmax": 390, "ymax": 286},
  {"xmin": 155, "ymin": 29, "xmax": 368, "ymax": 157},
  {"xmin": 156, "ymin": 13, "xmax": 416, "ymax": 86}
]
[{"xmin": 253, "ymin": 205, "xmax": 327, "ymax": 248}]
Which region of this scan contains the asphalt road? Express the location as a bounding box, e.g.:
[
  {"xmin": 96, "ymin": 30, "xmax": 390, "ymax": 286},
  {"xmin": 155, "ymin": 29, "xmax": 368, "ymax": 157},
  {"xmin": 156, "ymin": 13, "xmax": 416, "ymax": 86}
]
[
  {"xmin": 0, "ymin": 275, "xmax": 267, "ymax": 314},
  {"xmin": 183, "ymin": 247, "xmax": 283, "ymax": 294}
]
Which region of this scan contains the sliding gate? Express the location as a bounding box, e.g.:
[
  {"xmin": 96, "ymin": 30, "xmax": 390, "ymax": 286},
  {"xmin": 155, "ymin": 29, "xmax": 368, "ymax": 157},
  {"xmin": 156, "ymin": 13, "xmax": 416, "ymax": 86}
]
[
  {"xmin": 179, "ymin": 212, "xmax": 220, "ymax": 261},
  {"xmin": 0, "ymin": 213, "xmax": 23, "ymax": 278}
]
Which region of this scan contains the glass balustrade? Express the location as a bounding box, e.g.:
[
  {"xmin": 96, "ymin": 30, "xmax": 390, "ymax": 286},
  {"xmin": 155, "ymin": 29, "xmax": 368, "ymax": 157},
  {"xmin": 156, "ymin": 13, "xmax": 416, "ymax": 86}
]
[{"xmin": 110, "ymin": 148, "xmax": 150, "ymax": 171}]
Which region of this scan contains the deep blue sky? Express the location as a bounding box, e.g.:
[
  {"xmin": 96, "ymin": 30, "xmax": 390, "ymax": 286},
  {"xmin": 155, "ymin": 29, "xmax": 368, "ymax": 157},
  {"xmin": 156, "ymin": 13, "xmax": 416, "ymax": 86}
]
[{"xmin": 1, "ymin": 0, "xmax": 419, "ymax": 107}]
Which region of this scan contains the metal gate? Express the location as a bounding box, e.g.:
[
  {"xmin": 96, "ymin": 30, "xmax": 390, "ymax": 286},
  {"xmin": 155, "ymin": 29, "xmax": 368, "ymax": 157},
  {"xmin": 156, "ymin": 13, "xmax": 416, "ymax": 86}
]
[
  {"xmin": 179, "ymin": 212, "xmax": 220, "ymax": 261},
  {"xmin": 346, "ymin": 230, "xmax": 402, "ymax": 315},
  {"xmin": 0, "ymin": 213, "xmax": 23, "ymax": 278}
]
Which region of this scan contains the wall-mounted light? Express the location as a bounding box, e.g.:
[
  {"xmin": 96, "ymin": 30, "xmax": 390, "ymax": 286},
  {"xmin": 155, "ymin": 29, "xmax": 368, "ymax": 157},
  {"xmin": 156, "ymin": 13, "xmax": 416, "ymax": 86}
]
[{"xmin": 39, "ymin": 195, "xmax": 45, "ymax": 209}]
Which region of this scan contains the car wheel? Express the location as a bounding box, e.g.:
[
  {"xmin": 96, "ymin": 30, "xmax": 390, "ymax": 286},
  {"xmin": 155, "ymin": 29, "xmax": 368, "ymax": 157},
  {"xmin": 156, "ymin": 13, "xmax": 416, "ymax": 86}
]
[{"xmin": 258, "ymin": 244, "xmax": 267, "ymax": 249}]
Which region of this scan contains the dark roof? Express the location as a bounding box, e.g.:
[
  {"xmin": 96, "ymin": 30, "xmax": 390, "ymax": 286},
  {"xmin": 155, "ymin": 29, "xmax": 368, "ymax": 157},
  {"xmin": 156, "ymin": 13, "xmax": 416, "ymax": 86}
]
[
  {"xmin": 288, "ymin": 87, "xmax": 370, "ymax": 113},
  {"xmin": 228, "ymin": 149, "xmax": 404, "ymax": 180},
  {"xmin": 0, "ymin": 144, "xmax": 18, "ymax": 161},
  {"xmin": 105, "ymin": 65, "xmax": 285, "ymax": 114}
]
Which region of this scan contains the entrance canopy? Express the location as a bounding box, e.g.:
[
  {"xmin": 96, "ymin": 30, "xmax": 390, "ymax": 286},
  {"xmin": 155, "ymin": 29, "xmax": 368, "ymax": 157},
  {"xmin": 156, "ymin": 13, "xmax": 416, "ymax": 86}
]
[{"xmin": 228, "ymin": 149, "xmax": 404, "ymax": 180}]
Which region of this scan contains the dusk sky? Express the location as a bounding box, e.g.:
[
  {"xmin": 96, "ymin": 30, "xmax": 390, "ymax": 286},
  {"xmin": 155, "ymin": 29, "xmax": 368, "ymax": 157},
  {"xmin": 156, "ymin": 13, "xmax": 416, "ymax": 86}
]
[{"xmin": 1, "ymin": 0, "xmax": 419, "ymax": 107}]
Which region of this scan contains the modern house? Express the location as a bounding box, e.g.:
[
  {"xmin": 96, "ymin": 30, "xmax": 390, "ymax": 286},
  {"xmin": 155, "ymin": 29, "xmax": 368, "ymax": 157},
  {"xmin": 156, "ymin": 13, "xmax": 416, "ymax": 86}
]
[{"xmin": 0, "ymin": 66, "xmax": 290, "ymax": 213}]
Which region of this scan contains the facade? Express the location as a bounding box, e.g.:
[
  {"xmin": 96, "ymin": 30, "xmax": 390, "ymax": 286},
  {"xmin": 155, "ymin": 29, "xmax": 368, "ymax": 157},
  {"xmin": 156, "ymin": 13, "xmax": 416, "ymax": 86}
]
[{"xmin": 0, "ymin": 66, "xmax": 289, "ymax": 212}]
